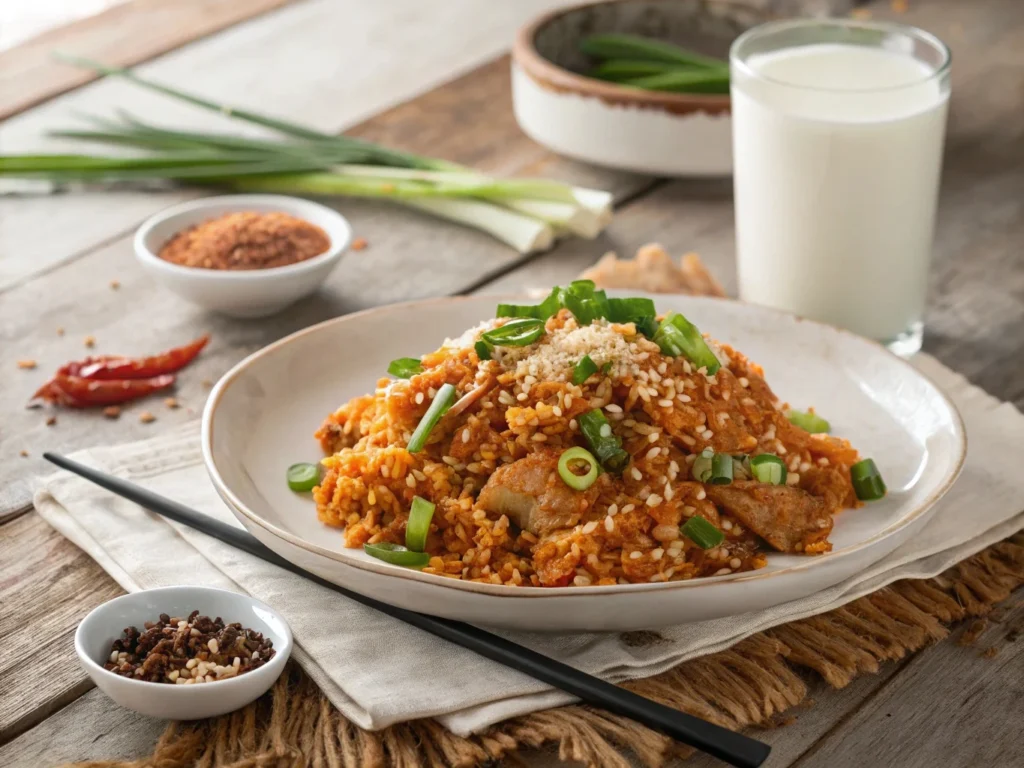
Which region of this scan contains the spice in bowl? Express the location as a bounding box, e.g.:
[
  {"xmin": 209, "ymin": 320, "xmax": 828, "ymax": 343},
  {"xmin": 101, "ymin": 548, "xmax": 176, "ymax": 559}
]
[
  {"xmin": 104, "ymin": 610, "xmax": 276, "ymax": 684},
  {"xmin": 159, "ymin": 211, "xmax": 331, "ymax": 271}
]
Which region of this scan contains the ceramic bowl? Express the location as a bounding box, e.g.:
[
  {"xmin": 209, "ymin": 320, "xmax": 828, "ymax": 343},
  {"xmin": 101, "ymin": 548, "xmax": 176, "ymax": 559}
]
[
  {"xmin": 202, "ymin": 294, "xmax": 965, "ymax": 631},
  {"xmin": 75, "ymin": 585, "xmax": 292, "ymax": 720},
  {"xmin": 134, "ymin": 194, "xmax": 351, "ymax": 318},
  {"xmin": 512, "ymin": 0, "xmax": 768, "ymax": 176}
]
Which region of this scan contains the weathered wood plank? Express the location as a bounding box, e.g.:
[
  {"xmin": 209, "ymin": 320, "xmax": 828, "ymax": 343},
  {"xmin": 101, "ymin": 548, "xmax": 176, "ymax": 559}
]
[
  {"xmin": 791, "ymin": 600, "xmax": 1024, "ymax": 768},
  {"xmin": 0, "ymin": 0, "xmax": 581, "ymax": 290},
  {"xmin": 0, "ymin": 0, "xmax": 303, "ymax": 121},
  {"xmin": 0, "ymin": 513, "xmax": 124, "ymax": 743}
]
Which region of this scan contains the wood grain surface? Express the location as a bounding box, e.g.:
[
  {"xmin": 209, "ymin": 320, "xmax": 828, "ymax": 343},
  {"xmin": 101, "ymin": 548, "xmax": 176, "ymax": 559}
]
[
  {"xmin": 0, "ymin": 0, "xmax": 304, "ymax": 120},
  {"xmin": 0, "ymin": 0, "xmax": 1020, "ymax": 765}
]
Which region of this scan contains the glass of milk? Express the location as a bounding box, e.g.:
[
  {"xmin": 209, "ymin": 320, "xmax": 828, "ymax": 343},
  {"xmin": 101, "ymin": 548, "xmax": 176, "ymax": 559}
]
[{"xmin": 730, "ymin": 20, "xmax": 951, "ymax": 356}]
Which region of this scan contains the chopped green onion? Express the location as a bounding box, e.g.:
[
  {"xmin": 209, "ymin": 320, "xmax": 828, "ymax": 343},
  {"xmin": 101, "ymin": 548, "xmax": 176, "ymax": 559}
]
[
  {"xmin": 481, "ymin": 318, "xmax": 545, "ymax": 347},
  {"xmin": 557, "ymin": 447, "xmax": 600, "ymax": 491},
  {"xmin": 404, "ymin": 496, "xmax": 435, "ymax": 552},
  {"xmin": 496, "ymin": 287, "xmax": 563, "ymax": 320},
  {"xmin": 286, "ymin": 462, "xmax": 319, "ymax": 492},
  {"xmin": 750, "ymin": 454, "xmax": 787, "ymax": 485},
  {"xmin": 787, "ymin": 409, "xmax": 831, "ymax": 434},
  {"xmin": 652, "ymin": 312, "xmax": 720, "ymax": 374},
  {"xmin": 387, "ymin": 357, "xmax": 423, "ymax": 378},
  {"xmin": 561, "ymin": 280, "xmax": 609, "ymax": 325},
  {"xmin": 572, "ymin": 355, "xmax": 600, "ymax": 385},
  {"xmin": 851, "ymin": 458, "xmax": 887, "ymax": 501},
  {"xmin": 474, "ymin": 339, "xmax": 492, "ymax": 360},
  {"xmin": 577, "ymin": 409, "xmax": 630, "ymax": 474},
  {"xmin": 680, "ymin": 516, "xmax": 725, "ymax": 549},
  {"xmin": 363, "ymin": 542, "xmax": 430, "ymax": 568},
  {"xmin": 709, "ymin": 453, "xmax": 733, "ymax": 485},
  {"xmin": 622, "ymin": 69, "xmax": 730, "ymax": 94},
  {"xmin": 407, "ymin": 383, "xmax": 457, "ymax": 453},
  {"xmin": 606, "ymin": 297, "xmax": 657, "ymax": 337},
  {"xmin": 691, "ymin": 448, "xmax": 714, "ymax": 482},
  {"xmin": 601, "ymin": 361, "xmax": 612, "ymax": 375}
]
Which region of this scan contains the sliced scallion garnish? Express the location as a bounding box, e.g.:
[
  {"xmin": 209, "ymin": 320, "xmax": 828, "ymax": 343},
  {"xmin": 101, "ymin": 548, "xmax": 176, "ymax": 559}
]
[
  {"xmin": 387, "ymin": 357, "xmax": 423, "ymax": 378},
  {"xmin": 557, "ymin": 447, "xmax": 600, "ymax": 491},
  {"xmin": 750, "ymin": 454, "xmax": 787, "ymax": 485},
  {"xmin": 496, "ymin": 287, "xmax": 563, "ymax": 320},
  {"xmin": 407, "ymin": 383, "xmax": 457, "ymax": 453},
  {"xmin": 787, "ymin": 409, "xmax": 831, "ymax": 434},
  {"xmin": 851, "ymin": 458, "xmax": 887, "ymax": 501},
  {"xmin": 572, "ymin": 355, "xmax": 600, "ymax": 385},
  {"xmin": 691, "ymin": 448, "xmax": 714, "ymax": 483},
  {"xmin": 363, "ymin": 542, "xmax": 430, "ymax": 568},
  {"xmin": 481, "ymin": 318, "xmax": 545, "ymax": 347},
  {"xmin": 652, "ymin": 312, "xmax": 720, "ymax": 374},
  {"xmin": 577, "ymin": 409, "xmax": 630, "ymax": 474},
  {"xmin": 474, "ymin": 339, "xmax": 492, "ymax": 360},
  {"xmin": 680, "ymin": 516, "xmax": 725, "ymax": 549},
  {"xmin": 561, "ymin": 280, "xmax": 610, "ymax": 325},
  {"xmin": 404, "ymin": 496, "xmax": 435, "ymax": 552},
  {"xmin": 286, "ymin": 462, "xmax": 319, "ymax": 492},
  {"xmin": 606, "ymin": 297, "xmax": 657, "ymax": 337},
  {"xmin": 709, "ymin": 452, "xmax": 733, "ymax": 485}
]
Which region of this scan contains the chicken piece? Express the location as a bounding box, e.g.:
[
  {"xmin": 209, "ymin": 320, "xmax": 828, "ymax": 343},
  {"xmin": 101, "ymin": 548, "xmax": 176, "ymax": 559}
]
[
  {"xmin": 704, "ymin": 482, "xmax": 833, "ymax": 553},
  {"xmin": 478, "ymin": 450, "xmax": 596, "ymax": 536}
]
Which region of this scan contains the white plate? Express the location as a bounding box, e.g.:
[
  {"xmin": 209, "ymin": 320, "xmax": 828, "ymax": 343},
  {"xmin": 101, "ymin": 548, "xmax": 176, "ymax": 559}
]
[{"xmin": 202, "ymin": 295, "xmax": 965, "ymax": 631}]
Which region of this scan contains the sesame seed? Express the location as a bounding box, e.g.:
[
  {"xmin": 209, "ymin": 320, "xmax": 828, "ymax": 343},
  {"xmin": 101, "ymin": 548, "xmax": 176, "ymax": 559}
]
[
  {"xmin": 605, "ymin": 403, "xmax": 622, "ymax": 413},
  {"xmin": 647, "ymin": 432, "xmax": 660, "ymax": 444},
  {"xmin": 652, "ymin": 548, "xmax": 664, "ymax": 561},
  {"xmin": 664, "ymin": 485, "xmax": 674, "ymax": 501},
  {"xmin": 604, "ymin": 516, "xmax": 615, "ymax": 532},
  {"xmin": 569, "ymin": 419, "xmax": 578, "ymax": 431},
  {"xmin": 599, "ymin": 423, "xmax": 612, "ymax": 437},
  {"xmin": 415, "ymin": 392, "xmax": 424, "ymax": 404},
  {"xmin": 565, "ymin": 394, "xmax": 573, "ymax": 407},
  {"xmin": 531, "ymin": 433, "xmax": 548, "ymax": 442},
  {"xmin": 800, "ymin": 462, "xmax": 812, "ymax": 473},
  {"xmin": 722, "ymin": 519, "xmax": 733, "ymax": 530},
  {"xmin": 646, "ymin": 494, "xmax": 663, "ymax": 507},
  {"xmin": 702, "ymin": 429, "xmax": 714, "ymax": 440},
  {"xmin": 582, "ymin": 521, "xmax": 598, "ymax": 534},
  {"xmin": 645, "ymin": 447, "xmax": 661, "ymax": 460},
  {"xmin": 516, "ymin": 392, "xmax": 528, "ymax": 402},
  {"xmin": 621, "ymin": 504, "xmax": 635, "ymax": 513},
  {"xmin": 787, "ymin": 473, "xmax": 801, "ymax": 486},
  {"xmin": 462, "ymin": 428, "xmax": 471, "ymax": 443},
  {"xmin": 406, "ymin": 475, "xmax": 416, "ymax": 488},
  {"xmin": 739, "ymin": 377, "xmax": 750, "ymax": 387},
  {"xmin": 608, "ymin": 503, "xmax": 619, "ymax": 516},
  {"xmin": 552, "ymin": 406, "xmax": 563, "ymax": 417},
  {"xmin": 573, "ymin": 574, "xmax": 592, "ymax": 586},
  {"xmin": 680, "ymin": 434, "xmax": 696, "ymax": 446},
  {"xmin": 714, "ymin": 568, "xmax": 733, "ymax": 576},
  {"xmin": 730, "ymin": 558, "xmax": 742, "ymax": 569},
  {"xmin": 658, "ymin": 399, "xmax": 674, "ymax": 408},
  {"xmin": 629, "ymin": 550, "xmax": 643, "ymax": 560},
  {"xmin": 818, "ymin": 457, "xmax": 830, "ymax": 466},
  {"xmin": 696, "ymin": 489, "xmax": 706, "ymax": 500},
  {"xmin": 631, "ymin": 467, "xmax": 642, "ymax": 481}
]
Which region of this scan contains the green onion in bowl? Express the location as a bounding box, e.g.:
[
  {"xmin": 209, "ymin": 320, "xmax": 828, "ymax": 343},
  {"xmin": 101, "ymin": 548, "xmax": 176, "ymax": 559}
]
[
  {"xmin": 577, "ymin": 409, "xmax": 630, "ymax": 474},
  {"xmin": 750, "ymin": 454, "xmax": 787, "ymax": 485},
  {"xmin": 286, "ymin": 462, "xmax": 319, "ymax": 492},
  {"xmin": 387, "ymin": 357, "xmax": 423, "ymax": 378},
  {"xmin": 787, "ymin": 409, "xmax": 830, "ymax": 434},
  {"xmin": 572, "ymin": 355, "xmax": 600, "ymax": 385},
  {"xmin": 709, "ymin": 453, "xmax": 733, "ymax": 485},
  {"xmin": 652, "ymin": 312, "xmax": 720, "ymax": 374},
  {"xmin": 691, "ymin": 448, "xmax": 714, "ymax": 482}
]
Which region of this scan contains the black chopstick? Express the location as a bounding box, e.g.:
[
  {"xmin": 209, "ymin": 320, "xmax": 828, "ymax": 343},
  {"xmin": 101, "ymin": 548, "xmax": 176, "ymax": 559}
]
[{"xmin": 44, "ymin": 451, "xmax": 770, "ymax": 768}]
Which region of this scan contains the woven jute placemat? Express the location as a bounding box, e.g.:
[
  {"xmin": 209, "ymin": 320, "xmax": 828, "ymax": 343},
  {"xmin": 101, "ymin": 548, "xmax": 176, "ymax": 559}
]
[{"xmin": 70, "ymin": 250, "xmax": 1024, "ymax": 768}]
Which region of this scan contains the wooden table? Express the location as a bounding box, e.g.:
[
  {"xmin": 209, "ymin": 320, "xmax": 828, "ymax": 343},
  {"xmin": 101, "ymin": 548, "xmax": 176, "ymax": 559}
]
[{"xmin": 1, "ymin": 0, "xmax": 1021, "ymax": 766}]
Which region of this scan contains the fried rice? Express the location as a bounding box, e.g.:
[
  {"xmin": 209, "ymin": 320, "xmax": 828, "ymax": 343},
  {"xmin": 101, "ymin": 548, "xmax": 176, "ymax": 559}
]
[{"xmin": 313, "ymin": 302, "xmax": 866, "ymax": 588}]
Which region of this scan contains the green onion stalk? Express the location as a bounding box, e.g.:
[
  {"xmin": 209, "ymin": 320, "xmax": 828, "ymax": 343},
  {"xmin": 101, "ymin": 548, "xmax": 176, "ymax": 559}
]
[{"xmin": 0, "ymin": 56, "xmax": 614, "ymax": 254}]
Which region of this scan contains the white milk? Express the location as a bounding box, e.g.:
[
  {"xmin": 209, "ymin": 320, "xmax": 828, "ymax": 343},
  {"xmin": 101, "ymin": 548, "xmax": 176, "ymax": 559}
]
[{"xmin": 731, "ymin": 43, "xmax": 949, "ymax": 344}]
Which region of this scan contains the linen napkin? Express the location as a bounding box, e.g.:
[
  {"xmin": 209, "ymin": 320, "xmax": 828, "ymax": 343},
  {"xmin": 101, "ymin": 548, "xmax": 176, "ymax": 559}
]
[{"xmin": 33, "ymin": 353, "xmax": 1024, "ymax": 736}]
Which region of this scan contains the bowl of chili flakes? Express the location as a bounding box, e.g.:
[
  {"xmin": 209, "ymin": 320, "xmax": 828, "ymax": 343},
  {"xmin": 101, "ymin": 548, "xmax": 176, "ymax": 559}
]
[{"xmin": 135, "ymin": 194, "xmax": 351, "ymax": 318}]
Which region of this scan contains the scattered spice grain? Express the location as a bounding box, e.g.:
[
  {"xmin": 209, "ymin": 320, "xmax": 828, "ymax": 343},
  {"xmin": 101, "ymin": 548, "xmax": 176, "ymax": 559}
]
[
  {"xmin": 84, "ymin": 335, "xmax": 96, "ymax": 348},
  {"xmin": 103, "ymin": 405, "xmax": 122, "ymax": 419},
  {"xmin": 46, "ymin": 415, "xmax": 57, "ymax": 427},
  {"xmin": 351, "ymin": 237, "xmax": 369, "ymax": 251},
  {"xmin": 110, "ymin": 279, "xmax": 121, "ymax": 290},
  {"xmin": 158, "ymin": 211, "xmax": 330, "ymax": 271},
  {"xmin": 17, "ymin": 359, "xmax": 37, "ymax": 369},
  {"xmin": 139, "ymin": 411, "xmax": 156, "ymax": 424},
  {"xmin": 56, "ymin": 327, "xmax": 65, "ymax": 336},
  {"xmin": 19, "ymin": 449, "xmax": 29, "ymax": 457},
  {"xmin": 165, "ymin": 397, "xmax": 180, "ymax": 409}
]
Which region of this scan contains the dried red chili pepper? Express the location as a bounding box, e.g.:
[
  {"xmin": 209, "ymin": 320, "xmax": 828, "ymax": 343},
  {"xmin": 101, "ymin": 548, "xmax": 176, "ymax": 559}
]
[
  {"xmin": 76, "ymin": 335, "xmax": 210, "ymax": 380},
  {"xmin": 46, "ymin": 374, "xmax": 176, "ymax": 408}
]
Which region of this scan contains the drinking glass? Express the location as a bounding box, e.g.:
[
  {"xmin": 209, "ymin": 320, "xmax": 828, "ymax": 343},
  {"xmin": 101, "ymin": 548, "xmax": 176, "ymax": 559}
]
[{"xmin": 730, "ymin": 19, "xmax": 951, "ymax": 356}]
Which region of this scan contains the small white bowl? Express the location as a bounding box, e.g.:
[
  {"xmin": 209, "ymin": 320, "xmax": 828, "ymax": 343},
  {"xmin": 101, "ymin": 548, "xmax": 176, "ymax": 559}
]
[
  {"xmin": 134, "ymin": 194, "xmax": 351, "ymax": 318},
  {"xmin": 75, "ymin": 586, "xmax": 292, "ymax": 720}
]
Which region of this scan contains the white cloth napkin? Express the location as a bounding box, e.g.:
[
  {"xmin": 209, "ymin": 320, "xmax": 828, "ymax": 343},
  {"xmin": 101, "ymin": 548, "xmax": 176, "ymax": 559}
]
[{"xmin": 33, "ymin": 354, "xmax": 1024, "ymax": 736}]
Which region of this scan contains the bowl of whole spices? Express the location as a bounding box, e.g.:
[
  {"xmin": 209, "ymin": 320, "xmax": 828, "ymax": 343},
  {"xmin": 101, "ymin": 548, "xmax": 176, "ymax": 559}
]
[
  {"xmin": 135, "ymin": 194, "xmax": 351, "ymax": 318},
  {"xmin": 75, "ymin": 585, "xmax": 292, "ymax": 720}
]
